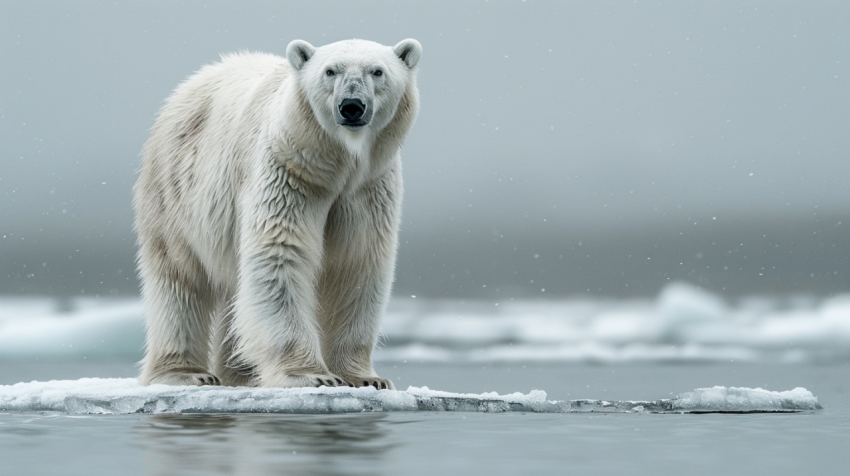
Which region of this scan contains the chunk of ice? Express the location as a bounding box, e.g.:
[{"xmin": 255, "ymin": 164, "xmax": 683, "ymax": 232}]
[
  {"xmin": 0, "ymin": 379, "xmax": 821, "ymax": 415},
  {"xmin": 673, "ymin": 386, "xmax": 822, "ymax": 412}
]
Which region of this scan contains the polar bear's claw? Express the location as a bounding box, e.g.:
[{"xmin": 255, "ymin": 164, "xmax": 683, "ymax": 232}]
[
  {"xmin": 149, "ymin": 372, "xmax": 222, "ymax": 387},
  {"xmin": 349, "ymin": 377, "xmax": 394, "ymax": 390}
]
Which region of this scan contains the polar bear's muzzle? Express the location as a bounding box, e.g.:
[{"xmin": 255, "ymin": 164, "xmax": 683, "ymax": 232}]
[{"xmin": 338, "ymin": 98, "xmax": 369, "ymax": 128}]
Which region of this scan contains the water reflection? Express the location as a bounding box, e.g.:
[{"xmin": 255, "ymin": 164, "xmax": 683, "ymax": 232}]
[{"xmin": 135, "ymin": 413, "xmax": 396, "ymax": 475}]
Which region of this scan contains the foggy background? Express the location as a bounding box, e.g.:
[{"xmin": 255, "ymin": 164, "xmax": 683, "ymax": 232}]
[{"xmin": 1, "ymin": 0, "xmax": 847, "ymax": 300}]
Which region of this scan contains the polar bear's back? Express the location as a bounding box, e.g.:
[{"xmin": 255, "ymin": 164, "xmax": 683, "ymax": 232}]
[
  {"xmin": 135, "ymin": 52, "xmax": 291, "ymax": 288},
  {"xmin": 153, "ymin": 51, "xmax": 288, "ymax": 142}
]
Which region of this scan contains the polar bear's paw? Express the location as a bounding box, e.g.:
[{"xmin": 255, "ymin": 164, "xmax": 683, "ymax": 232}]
[
  {"xmin": 150, "ymin": 372, "xmax": 221, "ymax": 386},
  {"xmin": 346, "ymin": 376, "xmax": 395, "ymax": 390},
  {"xmin": 266, "ymin": 373, "xmax": 354, "ymax": 389}
]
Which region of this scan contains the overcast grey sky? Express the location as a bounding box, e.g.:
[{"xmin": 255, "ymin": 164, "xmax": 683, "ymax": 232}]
[{"xmin": 1, "ymin": 1, "xmax": 848, "ymax": 298}]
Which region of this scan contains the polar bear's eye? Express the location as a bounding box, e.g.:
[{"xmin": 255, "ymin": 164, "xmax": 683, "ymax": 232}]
[
  {"xmin": 373, "ymin": 70, "xmax": 383, "ymax": 77},
  {"xmin": 325, "ymin": 70, "xmax": 336, "ymax": 77}
]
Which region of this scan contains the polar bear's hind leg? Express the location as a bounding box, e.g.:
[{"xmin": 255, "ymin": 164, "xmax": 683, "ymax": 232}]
[{"xmin": 137, "ymin": 237, "xmax": 220, "ymax": 386}]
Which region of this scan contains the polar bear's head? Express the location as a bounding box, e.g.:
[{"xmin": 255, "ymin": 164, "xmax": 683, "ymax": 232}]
[{"xmin": 286, "ymin": 38, "xmax": 421, "ymax": 146}]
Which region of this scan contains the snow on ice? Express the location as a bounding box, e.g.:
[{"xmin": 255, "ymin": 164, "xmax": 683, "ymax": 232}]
[{"xmin": 0, "ymin": 378, "xmax": 821, "ymax": 415}]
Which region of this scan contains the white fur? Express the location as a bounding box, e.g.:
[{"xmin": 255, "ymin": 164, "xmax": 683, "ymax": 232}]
[{"xmin": 135, "ymin": 39, "xmax": 421, "ymax": 389}]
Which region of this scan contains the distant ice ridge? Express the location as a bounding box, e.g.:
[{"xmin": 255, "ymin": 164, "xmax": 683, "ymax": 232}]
[
  {"xmin": 0, "ymin": 379, "xmax": 821, "ymax": 415},
  {"xmin": 384, "ymin": 283, "xmax": 850, "ymax": 363},
  {"xmin": 1, "ymin": 282, "xmax": 848, "ymax": 362},
  {"xmin": 0, "ymin": 297, "xmax": 143, "ymax": 356}
]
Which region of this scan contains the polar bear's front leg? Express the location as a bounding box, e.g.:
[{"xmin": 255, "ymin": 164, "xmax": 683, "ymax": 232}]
[
  {"xmin": 317, "ymin": 168, "xmax": 402, "ymax": 390},
  {"xmin": 231, "ymin": 245, "xmax": 348, "ymax": 388},
  {"xmin": 229, "ymin": 163, "xmax": 349, "ymax": 388}
]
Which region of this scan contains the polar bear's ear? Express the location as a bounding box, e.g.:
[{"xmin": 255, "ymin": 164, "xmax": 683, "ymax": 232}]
[
  {"xmin": 393, "ymin": 39, "xmax": 422, "ymax": 69},
  {"xmin": 286, "ymin": 40, "xmax": 316, "ymax": 71}
]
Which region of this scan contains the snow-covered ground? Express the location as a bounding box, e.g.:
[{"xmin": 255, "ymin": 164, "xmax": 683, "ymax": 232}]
[
  {"xmin": 0, "ymin": 378, "xmax": 820, "ymax": 414},
  {"xmin": 1, "ymin": 282, "xmax": 848, "ymax": 363}
]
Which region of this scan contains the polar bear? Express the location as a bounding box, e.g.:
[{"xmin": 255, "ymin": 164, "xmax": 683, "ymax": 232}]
[{"xmin": 134, "ymin": 39, "xmax": 421, "ymax": 389}]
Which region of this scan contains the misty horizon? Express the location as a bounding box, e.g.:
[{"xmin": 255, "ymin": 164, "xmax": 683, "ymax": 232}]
[{"xmin": 2, "ymin": 1, "xmax": 847, "ymax": 298}]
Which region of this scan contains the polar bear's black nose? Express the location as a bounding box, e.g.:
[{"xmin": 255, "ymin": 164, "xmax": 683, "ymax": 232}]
[{"xmin": 339, "ymin": 98, "xmax": 366, "ymax": 122}]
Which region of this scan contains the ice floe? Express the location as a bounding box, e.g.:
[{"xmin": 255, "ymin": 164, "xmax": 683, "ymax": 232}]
[
  {"xmin": 0, "ymin": 378, "xmax": 821, "ymax": 415},
  {"xmin": 1, "ymin": 282, "xmax": 848, "ymax": 362},
  {"xmin": 673, "ymin": 386, "xmax": 822, "ymax": 413}
]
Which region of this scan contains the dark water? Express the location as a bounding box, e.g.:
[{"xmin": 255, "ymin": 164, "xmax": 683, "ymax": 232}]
[{"xmin": 1, "ymin": 360, "xmax": 848, "ymax": 475}]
